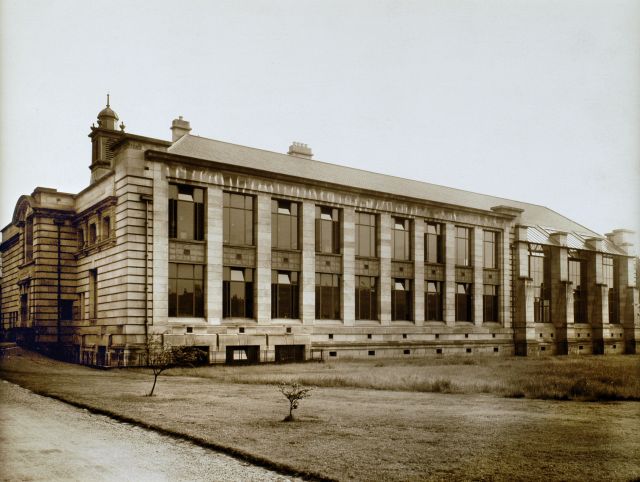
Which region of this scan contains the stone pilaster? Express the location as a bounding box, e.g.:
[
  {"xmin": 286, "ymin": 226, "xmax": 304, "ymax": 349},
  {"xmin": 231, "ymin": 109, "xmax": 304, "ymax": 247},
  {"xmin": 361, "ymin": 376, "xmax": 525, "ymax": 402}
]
[
  {"xmin": 152, "ymin": 164, "xmax": 169, "ymax": 325},
  {"xmin": 379, "ymin": 213, "xmax": 392, "ymax": 325},
  {"xmin": 444, "ymin": 223, "xmax": 456, "ymax": 326},
  {"xmin": 301, "ymin": 201, "xmax": 316, "ymax": 324},
  {"xmin": 550, "ymin": 245, "xmax": 571, "ymax": 354},
  {"xmin": 588, "ymin": 252, "xmax": 607, "ymax": 354},
  {"xmin": 473, "ymin": 226, "xmax": 483, "ymax": 325},
  {"xmin": 512, "ymin": 228, "xmax": 536, "ymax": 355},
  {"xmin": 341, "ymin": 207, "xmax": 355, "ymax": 326},
  {"xmin": 206, "ymin": 186, "xmax": 223, "ymax": 324},
  {"xmin": 413, "ymin": 220, "xmax": 425, "ymax": 325},
  {"xmin": 619, "ymin": 256, "xmax": 640, "ymax": 353},
  {"xmin": 500, "ymin": 227, "xmax": 512, "ymax": 328},
  {"xmin": 255, "ymin": 194, "xmax": 271, "ymax": 323}
]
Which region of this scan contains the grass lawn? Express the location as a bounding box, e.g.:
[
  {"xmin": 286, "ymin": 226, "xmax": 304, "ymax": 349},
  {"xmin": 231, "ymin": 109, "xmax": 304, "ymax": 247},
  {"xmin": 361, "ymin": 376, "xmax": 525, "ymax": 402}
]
[{"xmin": 1, "ymin": 350, "xmax": 639, "ymax": 481}]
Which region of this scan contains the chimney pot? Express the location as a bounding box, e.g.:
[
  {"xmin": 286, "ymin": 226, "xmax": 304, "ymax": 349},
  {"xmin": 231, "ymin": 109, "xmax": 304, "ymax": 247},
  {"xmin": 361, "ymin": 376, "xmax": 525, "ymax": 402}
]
[{"xmin": 288, "ymin": 141, "xmax": 313, "ymax": 159}]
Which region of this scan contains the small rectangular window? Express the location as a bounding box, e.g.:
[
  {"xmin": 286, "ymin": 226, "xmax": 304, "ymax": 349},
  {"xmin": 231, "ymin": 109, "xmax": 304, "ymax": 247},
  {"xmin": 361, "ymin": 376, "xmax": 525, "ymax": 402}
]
[
  {"xmin": 60, "ymin": 300, "xmax": 74, "ymax": 321},
  {"xmin": 102, "ymin": 216, "xmax": 111, "ymax": 241},
  {"xmin": 89, "ymin": 269, "xmax": 98, "ymax": 319},
  {"xmin": 89, "ymin": 223, "xmax": 97, "ymax": 244}
]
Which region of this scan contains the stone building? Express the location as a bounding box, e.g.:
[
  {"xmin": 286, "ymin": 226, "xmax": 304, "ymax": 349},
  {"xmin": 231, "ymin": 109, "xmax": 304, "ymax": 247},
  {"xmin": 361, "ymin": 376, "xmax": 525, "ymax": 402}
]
[{"xmin": 1, "ymin": 102, "xmax": 638, "ymax": 365}]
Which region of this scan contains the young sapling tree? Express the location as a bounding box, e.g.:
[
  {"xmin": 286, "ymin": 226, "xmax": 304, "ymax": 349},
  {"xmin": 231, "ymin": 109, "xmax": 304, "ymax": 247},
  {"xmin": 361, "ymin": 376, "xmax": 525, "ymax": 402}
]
[{"xmin": 278, "ymin": 381, "xmax": 313, "ymax": 421}]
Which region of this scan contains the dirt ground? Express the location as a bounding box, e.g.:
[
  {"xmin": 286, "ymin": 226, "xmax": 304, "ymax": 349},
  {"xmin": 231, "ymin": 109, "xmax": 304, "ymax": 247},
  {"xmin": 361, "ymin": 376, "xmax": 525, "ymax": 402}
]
[
  {"xmin": 1, "ymin": 350, "xmax": 639, "ymax": 481},
  {"xmin": 0, "ymin": 380, "xmax": 299, "ymax": 482}
]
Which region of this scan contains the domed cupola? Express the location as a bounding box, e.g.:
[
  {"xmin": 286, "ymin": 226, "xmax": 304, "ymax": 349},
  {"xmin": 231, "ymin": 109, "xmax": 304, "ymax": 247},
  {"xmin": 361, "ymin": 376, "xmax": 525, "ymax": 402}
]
[
  {"xmin": 89, "ymin": 94, "xmax": 124, "ymax": 184},
  {"xmin": 97, "ymin": 94, "xmax": 119, "ymax": 130}
]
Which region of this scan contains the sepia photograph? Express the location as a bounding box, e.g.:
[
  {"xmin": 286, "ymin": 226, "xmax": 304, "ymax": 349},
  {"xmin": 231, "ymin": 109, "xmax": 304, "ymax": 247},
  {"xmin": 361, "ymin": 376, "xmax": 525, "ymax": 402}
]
[{"xmin": 1, "ymin": 1, "xmax": 639, "ymax": 480}]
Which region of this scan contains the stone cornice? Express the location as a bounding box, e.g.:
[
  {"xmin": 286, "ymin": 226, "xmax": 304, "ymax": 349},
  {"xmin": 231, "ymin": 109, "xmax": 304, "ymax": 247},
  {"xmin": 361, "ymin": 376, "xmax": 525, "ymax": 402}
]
[{"xmin": 146, "ymin": 150, "xmax": 516, "ymax": 223}]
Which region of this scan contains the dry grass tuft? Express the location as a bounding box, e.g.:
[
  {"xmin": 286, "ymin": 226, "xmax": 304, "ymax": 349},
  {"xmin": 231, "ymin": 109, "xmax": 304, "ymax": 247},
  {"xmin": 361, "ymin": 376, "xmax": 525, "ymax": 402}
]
[{"xmin": 169, "ymin": 354, "xmax": 640, "ymax": 401}]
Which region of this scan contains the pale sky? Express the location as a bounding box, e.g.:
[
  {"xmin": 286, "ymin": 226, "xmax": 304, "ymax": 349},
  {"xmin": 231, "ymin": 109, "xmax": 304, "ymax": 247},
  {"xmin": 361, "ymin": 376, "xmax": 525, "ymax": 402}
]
[{"xmin": 1, "ymin": 0, "xmax": 639, "ymax": 245}]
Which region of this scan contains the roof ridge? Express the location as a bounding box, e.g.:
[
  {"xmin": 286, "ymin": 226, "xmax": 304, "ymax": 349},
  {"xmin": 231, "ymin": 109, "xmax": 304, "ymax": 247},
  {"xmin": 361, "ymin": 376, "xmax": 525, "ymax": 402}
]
[
  {"xmin": 177, "ymin": 134, "xmax": 559, "ymax": 211},
  {"xmin": 169, "ymin": 134, "xmax": 599, "ymax": 237}
]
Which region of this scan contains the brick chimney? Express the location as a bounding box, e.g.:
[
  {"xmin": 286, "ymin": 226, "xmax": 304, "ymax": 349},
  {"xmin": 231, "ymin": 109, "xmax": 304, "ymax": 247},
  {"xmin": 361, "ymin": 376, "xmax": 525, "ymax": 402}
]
[
  {"xmin": 171, "ymin": 116, "xmax": 191, "ymax": 142},
  {"xmin": 288, "ymin": 142, "xmax": 313, "ymax": 159}
]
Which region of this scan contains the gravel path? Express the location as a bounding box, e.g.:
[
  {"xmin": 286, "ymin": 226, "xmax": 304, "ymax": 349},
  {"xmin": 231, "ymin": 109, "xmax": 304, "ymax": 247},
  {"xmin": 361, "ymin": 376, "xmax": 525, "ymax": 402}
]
[{"xmin": 0, "ymin": 380, "xmax": 301, "ymax": 481}]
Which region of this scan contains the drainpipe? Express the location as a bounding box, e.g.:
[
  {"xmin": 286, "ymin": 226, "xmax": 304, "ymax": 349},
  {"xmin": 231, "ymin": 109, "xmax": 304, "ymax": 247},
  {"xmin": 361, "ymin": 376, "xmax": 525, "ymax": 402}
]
[
  {"xmin": 54, "ymin": 218, "xmax": 64, "ymax": 346},
  {"xmin": 140, "ymin": 195, "xmax": 153, "ymax": 360}
]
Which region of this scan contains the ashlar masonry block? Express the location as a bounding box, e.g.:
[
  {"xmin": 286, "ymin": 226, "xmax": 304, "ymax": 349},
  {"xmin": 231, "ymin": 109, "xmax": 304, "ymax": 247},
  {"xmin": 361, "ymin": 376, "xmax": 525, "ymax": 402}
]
[
  {"xmin": 342, "ymin": 206, "xmax": 355, "ymax": 326},
  {"xmin": 256, "ymin": 193, "xmax": 272, "ymax": 323},
  {"xmin": 379, "ymin": 213, "xmax": 392, "ymax": 325},
  {"xmin": 206, "ymin": 186, "xmax": 223, "ymax": 324}
]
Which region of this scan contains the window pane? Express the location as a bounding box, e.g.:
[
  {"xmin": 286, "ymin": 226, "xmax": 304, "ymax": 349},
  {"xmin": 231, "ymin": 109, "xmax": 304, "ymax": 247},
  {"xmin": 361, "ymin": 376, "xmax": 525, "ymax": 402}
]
[
  {"xmin": 230, "ymin": 281, "xmax": 245, "ymax": 316},
  {"xmin": 177, "ymin": 279, "xmax": 194, "ymax": 316},
  {"xmin": 231, "ymin": 268, "xmax": 244, "ymax": 282},
  {"xmin": 178, "ymin": 264, "xmax": 193, "ymax": 279},
  {"xmin": 230, "ymin": 194, "xmax": 244, "ymax": 208},
  {"xmin": 321, "ymin": 220, "xmax": 332, "ymax": 253},
  {"xmin": 177, "ymin": 201, "xmax": 194, "ymax": 240},
  {"xmin": 278, "ymin": 214, "xmax": 291, "ymax": 249},
  {"xmin": 291, "ymin": 216, "xmax": 298, "ymax": 250},
  {"xmin": 169, "ymin": 279, "xmax": 177, "ymax": 317}
]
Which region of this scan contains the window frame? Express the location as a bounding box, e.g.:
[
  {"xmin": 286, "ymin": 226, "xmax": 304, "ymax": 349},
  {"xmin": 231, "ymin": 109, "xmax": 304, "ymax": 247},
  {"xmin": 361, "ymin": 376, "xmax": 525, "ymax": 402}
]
[
  {"xmin": 315, "ymin": 206, "xmax": 341, "ymax": 254},
  {"xmin": 483, "ymin": 230, "xmax": 498, "ymax": 269},
  {"xmin": 391, "ymin": 278, "xmax": 413, "ymax": 321},
  {"xmin": 425, "ymin": 280, "xmax": 443, "ymax": 321},
  {"xmin": 169, "ymin": 263, "xmax": 205, "ymax": 318},
  {"xmin": 482, "ymin": 285, "xmax": 498, "ymax": 322},
  {"xmin": 425, "ymin": 221, "xmax": 444, "ymax": 264},
  {"xmin": 355, "ymin": 212, "xmax": 377, "ymax": 258},
  {"xmin": 568, "ymin": 253, "xmax": 586, "ymax": 323},
  {"xmin": 455, "ymin": 282, "xmax": 473, "ymax": 321},
  {"xmin": 315, "ymin": 273, "xmax": 341, "ymax": 319},
  {"xmin": 603, "ymin": 255, "xmax": 619, "ymax": 324},
  {"xmin": 271, "ymin": 199, "xmax": 299, "ymax": 250},
  {"xmin": 455, "ymin": 226, "xmax": 471, "ymax": 267},
  {"xmin": 529, "ymin": 244, "xmax": 550, "ymax": 323},
  {"xmin": 271, "ymin": 270, "xmax": 300, "ymax": 319},
  {"xmin": 392, "ymin": 217, "xmax": 412, "ymax": 261},
  {"xmin": 223, "ymin": 267, "xmax": 254, "ymax": 319},
  {"xmin": 169, "ymin": 184, "xmax": 206, "ymax": 242},
  {"xmin": 355, "ymin": 275, "xmax": 378, "ymax": 320},
  {"xmin": 222, "ymin": 192, "xmax": 254, "ymax": 246}
]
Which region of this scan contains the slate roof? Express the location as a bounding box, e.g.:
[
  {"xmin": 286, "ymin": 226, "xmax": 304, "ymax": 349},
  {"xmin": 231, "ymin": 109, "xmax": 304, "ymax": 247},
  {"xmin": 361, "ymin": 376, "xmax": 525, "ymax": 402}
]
[{"xmin": 168, "ymin": 134, "xmax": 609, "ymax": 246}]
